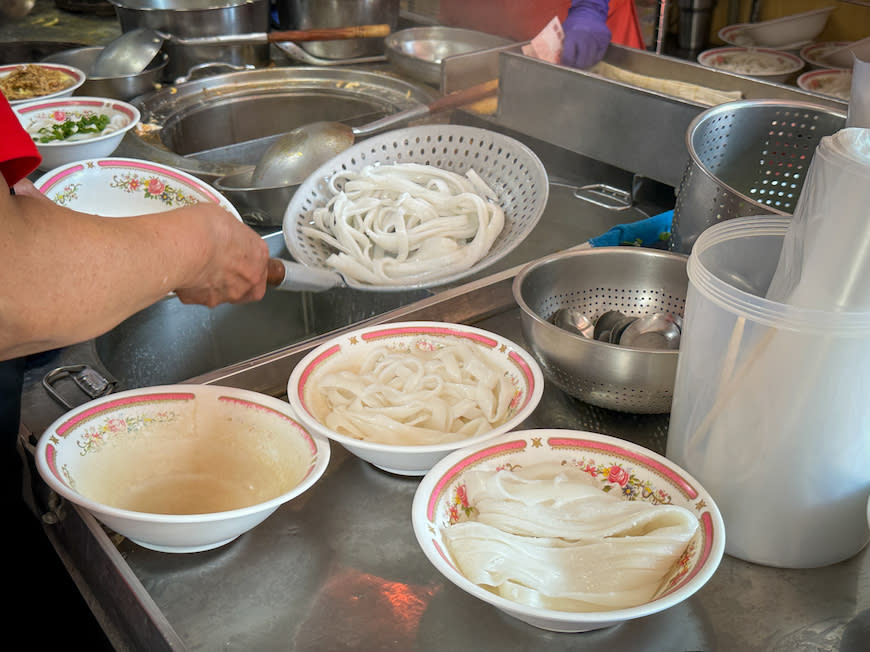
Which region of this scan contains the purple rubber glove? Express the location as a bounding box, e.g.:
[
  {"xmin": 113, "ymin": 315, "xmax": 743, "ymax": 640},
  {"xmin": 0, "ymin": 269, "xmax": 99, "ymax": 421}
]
[{"xmin": 561, "ymin": 0, "xmax": 612, "ymax": 69}]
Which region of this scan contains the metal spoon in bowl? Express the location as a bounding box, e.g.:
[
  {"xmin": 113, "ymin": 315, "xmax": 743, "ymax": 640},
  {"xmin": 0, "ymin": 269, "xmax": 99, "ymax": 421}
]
[
  {"xmin": 618, "ymin": 312, "xmax": 682, "ymax": 350},
  {"xmin": 550, "ymin": 308, "xmax": 595, "ymax": 338},
  {"xmin": 92, "ymin": 28, "xmax": 166, "ymax": 77},
  {"xmin": 250, "ymin": 79, "xmax": 499, "ymax": 188}
]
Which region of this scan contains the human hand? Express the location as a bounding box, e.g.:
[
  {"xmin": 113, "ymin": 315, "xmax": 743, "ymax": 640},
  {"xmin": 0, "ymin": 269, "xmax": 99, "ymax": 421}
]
[
  {"xmin": 560, "ymin": 0, "xmax": 612, "ymax": 69},
  {"xmin": 173, "ymin": 203, "xmax": 270, "ymax": 307}
]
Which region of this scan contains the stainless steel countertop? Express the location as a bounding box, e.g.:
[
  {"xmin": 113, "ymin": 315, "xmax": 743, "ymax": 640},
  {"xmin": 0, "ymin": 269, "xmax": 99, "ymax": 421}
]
[{"xmin": 20, "ymin": 277, "xmax": 870, "ymax": 651}]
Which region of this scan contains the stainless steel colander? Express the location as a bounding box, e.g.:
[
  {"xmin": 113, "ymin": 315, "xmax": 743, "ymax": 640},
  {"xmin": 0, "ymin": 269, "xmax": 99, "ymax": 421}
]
[
  {"xmin": 513, "ymin": 247, "xmax": 688, "ymax": 414},
  {"xmin": 669, "ymin": 99, "xmax": 846, "ymax": 254}
]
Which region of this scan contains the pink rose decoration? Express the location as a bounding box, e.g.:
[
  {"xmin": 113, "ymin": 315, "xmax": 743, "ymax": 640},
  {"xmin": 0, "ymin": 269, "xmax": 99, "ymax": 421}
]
[
  {"xmin": 106, "ymin": 418, "xmax": 127, "ymax": 433},
  {"xmin": 52, "ymin": 110, "xmax": 66, "ymax": 122},
  {"xmin": 456, "ymin": 484, "xmax": 469, "ymax": 508},
  {"xmin": 147, "ymin": 178, "xmax": 165, "ymax": 195},
  {"xmin": 607, "ymin": 465, "xmax": 630, "ymax": 487}
]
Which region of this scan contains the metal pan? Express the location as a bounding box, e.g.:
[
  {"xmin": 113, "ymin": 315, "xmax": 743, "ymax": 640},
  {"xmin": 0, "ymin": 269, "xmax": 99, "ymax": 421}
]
[{"xmin": 266, "ymin": 124, "xmax": 550, "ymax": 293}]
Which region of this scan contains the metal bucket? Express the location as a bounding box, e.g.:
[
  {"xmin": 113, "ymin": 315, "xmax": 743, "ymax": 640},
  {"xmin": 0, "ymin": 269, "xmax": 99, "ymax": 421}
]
[
  {"xmin": 108, "ymin": 0, "xmax": 270, "ymax": 82},
  {"xmin": 669, "ymin": 99, "xmax": 845, "ymax": 254},
  {"xmin": 278, "ymin": 0, "xmax": 399, "ymax": 60}
]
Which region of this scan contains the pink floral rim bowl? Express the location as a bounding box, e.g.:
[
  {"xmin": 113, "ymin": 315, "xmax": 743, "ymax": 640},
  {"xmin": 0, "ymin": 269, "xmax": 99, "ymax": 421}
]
[
  {"xmin": 287, "ymin": 321, "xmax": 545, "ymax": 476},
  {"xmin": 35, "ymin": 384, "xmax": 330, "ymax": 553},
  {"xmin": 34, "ymin": 157, "xmax": 241, "ymax": 220},
  {"xmin": 411, "ymin": 429, "xmax": 725, "ymax": 632}
]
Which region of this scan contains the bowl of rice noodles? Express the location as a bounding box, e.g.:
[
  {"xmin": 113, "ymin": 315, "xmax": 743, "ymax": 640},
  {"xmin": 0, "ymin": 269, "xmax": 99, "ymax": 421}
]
[
  {"xmin": 286, "ymin": 321, "xmax": 545, "ymax": 476},
  {"xmin": 14, "ymin": 95, "xmax": 140, "ymax": 170},
  {"xmin": 697, "ymin": 47, "xmax": 804, "ymax": 83},
  {"xmin": 412, "ymin": 429, "xmax": 726, "ymax": 632}
]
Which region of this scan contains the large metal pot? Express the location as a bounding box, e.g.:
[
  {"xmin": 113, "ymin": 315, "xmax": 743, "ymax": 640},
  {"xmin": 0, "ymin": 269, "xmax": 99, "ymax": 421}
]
[
  {"xmin": 279, "ymin": 0, "xmax": 398, "ymax": 60},
  {"xmin": 108, "ymin": 0, "xmax": 270, "ymax": 82}
]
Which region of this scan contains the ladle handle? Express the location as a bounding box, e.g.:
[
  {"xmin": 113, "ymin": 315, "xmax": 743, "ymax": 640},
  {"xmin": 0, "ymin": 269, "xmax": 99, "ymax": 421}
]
[
  {"xmin": 267, "ymin": 258, "xmax": 344, "ymax": 292},
  {"xmin": 267, "ymin": 24, "xmax": 392, "ymax": 42},
  {"xmin": 426, "ymin": 79, "xmax": 499, "ymax": 114},
  {"xmin": 352, "ymin": 79, "xmax": 499, "ymax": 138}
]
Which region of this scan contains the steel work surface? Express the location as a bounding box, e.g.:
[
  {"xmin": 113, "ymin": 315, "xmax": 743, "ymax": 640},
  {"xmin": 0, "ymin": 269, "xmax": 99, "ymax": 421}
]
[{"xmin": 22, "ymin": 281, "xmax": 870, "ymax": 651}]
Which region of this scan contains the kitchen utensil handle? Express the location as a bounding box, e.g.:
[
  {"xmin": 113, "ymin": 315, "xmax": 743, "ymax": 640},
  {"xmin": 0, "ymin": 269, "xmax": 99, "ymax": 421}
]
[
  {"xmin": 426, "ymin": 79, "xmax": 499, "ymax": 114},
  {"xmin": 352, "ymin": 80, "xmax": 499, "ymax": 138},
  {"xmin": 268, "ymin": 24, "xmax": 392, "ymax": 43},
  {"xmin": 267, "ymin": 258, "xmax": 343, "ymax": 292}
]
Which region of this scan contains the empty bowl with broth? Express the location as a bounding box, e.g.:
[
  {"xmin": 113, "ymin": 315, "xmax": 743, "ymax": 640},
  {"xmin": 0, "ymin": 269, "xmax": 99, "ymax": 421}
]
[
  {"xmin": 286, "ymin": 321, "xmax": 544, "ymax": 476},
  {"xmin": 36, "ymin": 385, "xmax": 330, "ymax": 553},
  {"xmin": 14, "ymin": 96, "xmax": 140, "ymax": 170},
  {"xmin": 412, "ymin": 429, "xmax": 725, "ymax": 632}
]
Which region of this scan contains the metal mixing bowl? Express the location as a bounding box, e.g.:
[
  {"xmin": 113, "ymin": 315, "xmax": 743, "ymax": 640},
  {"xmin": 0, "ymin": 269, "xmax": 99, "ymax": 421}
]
[
  {"xmin": 385, "ymin": 27, "xmax": 513, "ymax": 85},
  {"xmin": 42, "ymin": 46, "xmax": 168, "ymax": 101},
  {"xmin": 512, "ymin": 247, "xmax": 688, "ymax": 414}
]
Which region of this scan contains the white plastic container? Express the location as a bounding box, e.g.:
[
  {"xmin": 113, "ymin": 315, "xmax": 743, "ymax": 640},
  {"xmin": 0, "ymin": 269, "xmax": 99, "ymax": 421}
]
[{"xmin": 666, "ymin": 216, "xmax": 870, "ymax": 568}]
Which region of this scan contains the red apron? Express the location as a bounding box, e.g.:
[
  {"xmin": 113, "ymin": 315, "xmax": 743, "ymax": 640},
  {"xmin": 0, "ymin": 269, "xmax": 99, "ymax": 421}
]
[{"xmin": 1, "ymin": 93, "xmax": 41, "ymax": 185}]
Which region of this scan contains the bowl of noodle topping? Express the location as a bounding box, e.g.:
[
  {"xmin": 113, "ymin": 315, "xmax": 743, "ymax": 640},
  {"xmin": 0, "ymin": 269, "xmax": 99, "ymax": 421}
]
[
  {"xmin": 0, "ymin": 62, "xmax": 85, "ymax": 105},
  {"xmin": 412, "ymin": 429, "xmax": 725, "ymax": 632},
  {"xmin": 286, "ymin": 321, "xmax": 545, "ymax": 476},
  {"xmin": 14, "ymin": 96, "xmax": 140, "ymax": 171}
]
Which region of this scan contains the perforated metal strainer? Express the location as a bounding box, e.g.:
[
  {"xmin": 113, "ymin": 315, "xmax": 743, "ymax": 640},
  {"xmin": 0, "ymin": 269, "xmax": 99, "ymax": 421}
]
[
  {"xmin": 670, "ymin": 99, "xmax": 846, "ymax": 254},
  {"xmin": 513, "ymin": 247, "xmax": 688, "ymax": 414},
  {"xmin": 281, "ymin": 124, "xmax": 549, "ymax": 292}
]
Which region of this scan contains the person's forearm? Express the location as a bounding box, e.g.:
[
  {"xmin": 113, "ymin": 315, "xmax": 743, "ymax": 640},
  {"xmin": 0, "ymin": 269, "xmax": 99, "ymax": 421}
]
[{"xmin": 0, "ymin": 191, "xmax": 218, "ymax": 359}]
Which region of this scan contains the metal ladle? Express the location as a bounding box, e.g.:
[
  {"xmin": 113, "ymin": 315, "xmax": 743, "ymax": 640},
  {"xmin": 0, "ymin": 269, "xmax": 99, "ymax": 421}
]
[
  {"xmin": 618, "ymin": 313, "xmax": 682, "ymax": 350},
  {"xmin": 91, "ymin": 27, "xmax": 165, "ymax": 77},
  {"xmin": 250, "ymin": 79, "xmax": 499, "ymax": 188},
  {"xmin": 550, "ymin": 308, "xmax": 595, "ymax": 338}
]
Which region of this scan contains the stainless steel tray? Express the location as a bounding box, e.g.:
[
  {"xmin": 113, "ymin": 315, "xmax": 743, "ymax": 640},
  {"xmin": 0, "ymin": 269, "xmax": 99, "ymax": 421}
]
[{"xmin": 495, "ymin": 47, "xmax": 847, "ymax": 188}]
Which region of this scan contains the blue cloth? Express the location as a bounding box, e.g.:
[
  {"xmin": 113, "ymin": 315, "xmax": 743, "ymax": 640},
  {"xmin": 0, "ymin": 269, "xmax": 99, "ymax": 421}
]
[{"xmin": 588, "ymin": 210, "xmax": 674, "ymax": 247}]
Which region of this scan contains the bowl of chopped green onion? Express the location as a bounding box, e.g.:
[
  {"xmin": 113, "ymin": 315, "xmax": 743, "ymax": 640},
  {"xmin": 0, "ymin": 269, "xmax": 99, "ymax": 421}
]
[{"xmin": 13, "ymin": 95, "xmax": 140, "ymax": 170}]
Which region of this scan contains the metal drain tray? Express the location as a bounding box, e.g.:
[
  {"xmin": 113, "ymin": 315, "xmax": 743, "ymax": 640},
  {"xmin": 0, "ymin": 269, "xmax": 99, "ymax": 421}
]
[{"xmin": 494, "ymin": 47, "xmax": 846, "ymax": 188}]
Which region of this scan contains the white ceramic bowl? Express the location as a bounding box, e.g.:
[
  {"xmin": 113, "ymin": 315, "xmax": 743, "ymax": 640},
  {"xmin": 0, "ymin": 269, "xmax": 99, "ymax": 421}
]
[
  {"xmin": 34, "ymin": 157, "xmax": 241, "ymax": 220},
  {"xmin": 0, "ymin": 62, "xmax": 86, "ymax": 105},
  {"xmin": 36, "ymin": 384, "xmax": 331, "ymax": 553},
  {"xmin": 800, "ymin": 41, "xmax": 853, "ymax": 70},
  {"xmin": 797, "ymin": 68, "xmax": 852, "ymax": 101},
  {"xmin": 737, "ymin": 7, "xmax": 834, "ymax": 49},
  {"xmin": 14, "ymin": 96, "xmax": 140, "ymax": 171},
  {"xmin": 698, "ymin": 47, "xmax": 804, "ymax": 83},
  {"xmin": 412, "ymin": 429, "xmax": 726, "ymax": 632},
  {"xmin": 717, "ymin": 23, "xmax": 809, "ymax": 52},
  {"xmin": 286, "ymin": 321, "xmax": 544, "ymax": 476}
]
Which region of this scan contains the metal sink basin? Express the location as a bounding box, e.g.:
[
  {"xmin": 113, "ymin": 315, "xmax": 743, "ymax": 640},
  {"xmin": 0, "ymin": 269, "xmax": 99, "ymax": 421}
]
[
  {"xmin": 92, "ymin": 169, "xmax": 671, "ymax": 390},
  {"xmin": 95, "ymin": 233, "xmax": 432, "ymax": 389}
]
